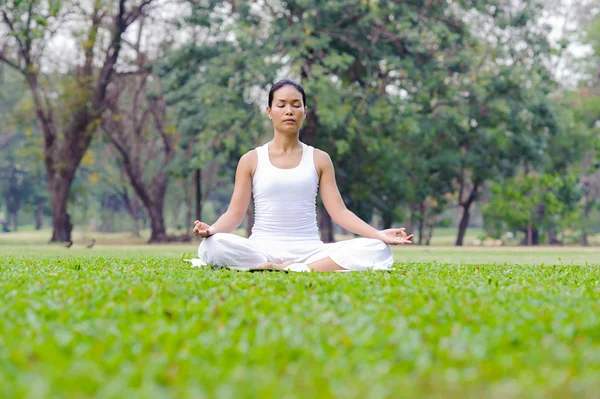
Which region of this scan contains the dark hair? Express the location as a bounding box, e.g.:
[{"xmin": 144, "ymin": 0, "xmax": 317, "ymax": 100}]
[{"xmin": 268, "ymin": 79, "xmax": 306, "ymax": 108}]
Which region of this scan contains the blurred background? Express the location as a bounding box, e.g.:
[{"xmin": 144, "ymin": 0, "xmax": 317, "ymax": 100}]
[{"xmin": 0, "ymin": 0, "xmax": 599, "ymax": 248}]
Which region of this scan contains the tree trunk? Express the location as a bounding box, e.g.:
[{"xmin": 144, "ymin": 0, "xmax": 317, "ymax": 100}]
[
  {"xmin": 526, "ymin": 214, "xmax": 533, "ymax": 246},
  {"xmin": 319, "ymin": 207, "xmax": 335, "ymax": 243},
  {"xmin": 12, "ymin": 209, "xmax": 18, "ymax": 231},
  {"xmin": 35, "ymin": 197, "xmax": 44, "ymax": 230},
  {"xmin": 119, "ymin": 188, "xmax": 141, "ymax": 237},
  {"xmin": 129, "ymin": 169, "xmax": 170, "ymax": 243},
  {"xmin": 49, "ymin": 178, "xmax": 74, "ymax": 242},
  {"xmin": 534, "ymin": 202, "xmax": 545, "ymax": 246},
  {"xmin": 456, "ymin": 205, "xmax": 470, "ymax": 246},
  {"xmin": 548, "ymin": 228, "xmax": 562, "ymax": 245},
  {"xmin": 6, "ymin": 181, "xmax": 20, "ymax": 232},
  {"xmin": 148, "ymin": 203, "xmax": 167, "ymax": 242},
  {"xmin": 455, "ymin": 185, "xmax": 478, "ymax": 246},
  {"xmin": 382, "ymin": 211, "xmax": 394, "ymax": 230},
  {"xmin": 195, "ymin": 168, "xmax": 202, "ymax": 221},
  {"xmin": 425, "ymin": 223, "xmax": 435, "ymax": 246},
  {"xmin": 417, "ymin": 201, "xmax": 426, "ymax": 245},
  {"xmin": 531, "ymin": 228, "xmax": 540, "ymax": 246},
  {"xmin": 103, "ymin": 102, "xmax": 173, "ymax": 242},
  {"xmin": 581, "ymin": 201, "xmax": 591, "ymax": 246},
  {"xmin": 300, "ymin": 62, "xmax": 319, "ymax": 147}
]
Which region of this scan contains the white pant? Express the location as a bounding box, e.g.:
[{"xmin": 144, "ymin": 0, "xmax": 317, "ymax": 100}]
[{"xmin": 196, "ymin": 233, "xmax": 394, "ymax": 271}]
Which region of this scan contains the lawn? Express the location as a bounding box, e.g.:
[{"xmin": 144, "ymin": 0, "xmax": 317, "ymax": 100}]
[{"xmin": 1, "ymin": 245, "xmax": 600, "ymax": 398}]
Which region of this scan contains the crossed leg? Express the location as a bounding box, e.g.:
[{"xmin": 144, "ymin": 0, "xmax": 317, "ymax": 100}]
[
  {"xmin": 198, "ymin": 234, "xmax": 394, "ymax": 272},
  {"xmin": 198, "ymin": 233, "xmax": 269, "ymax": 268},
  {"xmin": 256, "ymin": 238, "xmax": 394, "ymax": 272}
]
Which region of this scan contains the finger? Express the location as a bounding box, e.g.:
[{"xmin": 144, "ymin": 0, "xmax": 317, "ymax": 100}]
[
  {"xmin": 396, "ymin": 228, "xmax": 407, "ymax": 238},
  {"xmin": 200, "ymin": 229, "xmax": 211, "ymax": 237},
  {"xmin": 406, "ymin": 234, "xmax": 414, "ymax": 240}
]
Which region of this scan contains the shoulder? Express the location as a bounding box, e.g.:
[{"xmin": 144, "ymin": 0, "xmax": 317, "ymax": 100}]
[
  {"xmin": 313, "ymin": 148, "xmax": 333, "ymax": 166},
  {"xmin": 312, "ymin": 148, "xmax": 334, "ymax": 179},
  {"xmin": 238, "ymin": 149, "xmax": 258, "ymax": 174}
]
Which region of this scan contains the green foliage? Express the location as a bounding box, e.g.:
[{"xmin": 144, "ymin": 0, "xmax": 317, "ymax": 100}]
[
  {"xmin": 1, "ymin": 254, "xmax": 600, "ymax": 397},
  {"xmin": 156, "ymin": 21, "xmax": 276, "ymax": 179},
  {"xmin": 2, "ymin": 0, "xmax": 599, "ymax": 241},
  {"xmin": 0, "ymin": 68, "xmax": 49, "ymax": 226},
  {"xmin": 483, "ymin": 173, "xmax": 582, "ymax": 240}
]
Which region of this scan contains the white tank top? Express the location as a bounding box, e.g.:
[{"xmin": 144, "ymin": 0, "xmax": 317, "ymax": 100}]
[{"xmin": 250, "ymin": 142, "xmax": 321, "ymax": 243}]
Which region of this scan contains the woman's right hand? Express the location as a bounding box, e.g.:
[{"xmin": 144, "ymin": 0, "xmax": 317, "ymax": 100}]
[{"xmin": 192, "ymin": 220, "xmax": 213, "ymax": 237}]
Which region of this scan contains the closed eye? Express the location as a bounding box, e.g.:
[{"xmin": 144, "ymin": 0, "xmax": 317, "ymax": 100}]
[{"xmin": 276, "ymin": 102, "xmax": 302, "ymax": 107}]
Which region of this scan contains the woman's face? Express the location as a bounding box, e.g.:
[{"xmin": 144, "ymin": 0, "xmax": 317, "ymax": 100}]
[{"xmin": 267, "ymin": 85, "xmax": 306, "ymax": 133}]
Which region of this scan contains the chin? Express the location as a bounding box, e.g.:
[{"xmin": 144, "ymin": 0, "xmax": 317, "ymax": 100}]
[{"xmin": 280, "ymin": 125, "xmax": 299, "ymax": 133}]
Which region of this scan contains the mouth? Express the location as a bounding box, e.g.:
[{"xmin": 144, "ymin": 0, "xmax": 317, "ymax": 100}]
[{"xmin": 283, "ymin": 119, "xmax": 296, "ymax": 123}]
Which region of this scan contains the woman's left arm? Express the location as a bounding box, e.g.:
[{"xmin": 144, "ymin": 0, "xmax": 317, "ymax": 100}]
[{"xmin": 316, "ymin": 150, "xmax": 413, "ymax": 245}]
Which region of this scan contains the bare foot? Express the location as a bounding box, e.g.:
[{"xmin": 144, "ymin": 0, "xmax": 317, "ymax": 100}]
[{"xmin": 254, "ymin": 260, "xmax": 295, "ymax": 271}]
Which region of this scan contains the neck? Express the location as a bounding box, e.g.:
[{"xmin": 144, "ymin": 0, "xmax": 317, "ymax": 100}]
[{"xmin": 271, "ymin": 130, "xmax": 301, "ymax": 152}]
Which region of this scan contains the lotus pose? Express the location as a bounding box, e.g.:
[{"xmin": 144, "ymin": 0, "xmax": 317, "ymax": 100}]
[{"xmin": 192, "ymin": 80, "xmax": 413, "ymax": 272}]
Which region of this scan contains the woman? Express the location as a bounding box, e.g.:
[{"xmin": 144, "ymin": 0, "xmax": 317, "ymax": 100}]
[{"xmin": 192, "ymin": 79, "xmax": 413, "ymax": 272}]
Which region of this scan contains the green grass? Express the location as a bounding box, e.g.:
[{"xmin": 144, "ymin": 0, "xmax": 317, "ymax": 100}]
[
  {"xmin": 1, "ymin": 226, "xmax": 485, "ymax": 246},
  {"xmin": 2, "ymin": 247, "xmax": 600, "ymax": 398},
  {"xmin": 2, "ymin": 243, "xmax": 600, "ymax": 266}
]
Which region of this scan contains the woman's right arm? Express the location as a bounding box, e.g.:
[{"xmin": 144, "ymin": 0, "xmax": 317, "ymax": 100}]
[{"xmin": 193, "ymin": 151, "xmax": 255, "ymax": 236}]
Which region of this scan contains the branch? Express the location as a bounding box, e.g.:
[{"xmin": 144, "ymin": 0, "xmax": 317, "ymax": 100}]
[
  {"xmin": 0, "ymin": 51, "xmax": 23, "ymax": 72},
  {"xmin": 125, "ymin": 0, "xmax": 153, "ymax": 26},
  {"xmin": 328, "ymin": 32, "xmax": 367, "ymax": 53},
  {"xmin": 114, "ymin": 67, "xmax": 152, "ymax": 77},
  {"xmin": 417, "ymin": 10, "xmax": 462, "ymax": 33},
  {"xmin": 149, "ymin": 97, "xmax": 173, "ymax": 156},
  {"xmin": 102, "ymin": 124, "xmax": 130, "ymax": 165},
  {"xmin": 131, "ymin": 73, "xmax": 150, "ymax": 135},
  {"xmin": 1, "ymin": 10, "xmax": 28, "ymax": 62},
  {"xmin": 24, "ymin": 73, "xmax": 58, "ymax": 165},
  {"xmin": 457, "ymin": 167, "xmax": 465, "ymax": 207},
  {"xmin": 23, "ymin": 1, "xmax": 34, "ymax": 57},
  {"xmin": 94, "ymin": 0, "xmax": 127, "ymax": 110}
]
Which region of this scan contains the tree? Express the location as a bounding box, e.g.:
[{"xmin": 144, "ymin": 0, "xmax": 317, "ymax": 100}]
[
  {"xmin": 157, "ymin": 1, "xmax": 276, "ymax": 231},
  {"xmin": 483, "ymin": 173, "xmax": 580, "ymax": 245},
  {"xmin": 102, "ymin": 71, "xmax": 176, "ymax": 242},
  {"xmin": 448, "ymin": 0, "xmax": 572, "ymax": 245},
  {"xmin": 0, "ymin": 0, "xmax": 154, "ymax": 241},
  {"xmin": 0, "ymin": 66, "xmax": 48, "ymax": 231},
  {"xmin": 259, "ymin": 0, "xmax": 490, "ymax": 242}
]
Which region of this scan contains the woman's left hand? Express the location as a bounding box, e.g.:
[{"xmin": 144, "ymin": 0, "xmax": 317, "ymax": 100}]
[{"xmin": 375, "ymin": 228, "xmax": 414, "ymax": 245}]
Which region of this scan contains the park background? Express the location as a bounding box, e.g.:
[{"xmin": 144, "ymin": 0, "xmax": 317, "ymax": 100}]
[
  {"xmin": 3, "ymin": 2, "xmax": 600, "ymax": 398},
  {"xmin": 1, "ymin": 0, "xmax": 600, "ymax": 250}
]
